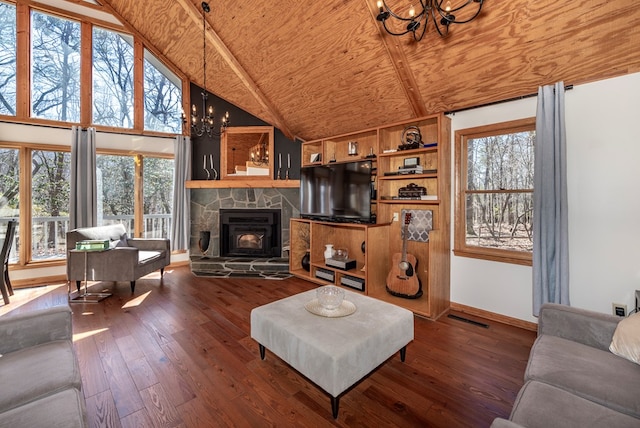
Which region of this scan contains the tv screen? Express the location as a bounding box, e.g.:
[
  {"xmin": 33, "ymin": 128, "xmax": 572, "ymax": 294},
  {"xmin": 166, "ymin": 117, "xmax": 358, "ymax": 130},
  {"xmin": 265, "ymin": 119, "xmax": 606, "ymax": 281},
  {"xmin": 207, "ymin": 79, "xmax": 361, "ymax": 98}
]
[{"xmin": 300, "ymin": 160, "xmax": 374, "ymax": 223}]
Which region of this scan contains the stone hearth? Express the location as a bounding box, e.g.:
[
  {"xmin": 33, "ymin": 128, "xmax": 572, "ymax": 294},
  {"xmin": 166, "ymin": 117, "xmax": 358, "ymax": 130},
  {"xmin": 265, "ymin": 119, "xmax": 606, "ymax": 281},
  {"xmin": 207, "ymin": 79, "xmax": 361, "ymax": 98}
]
[{"xmin": 190, "ymin": 256, "xmax": 291, "ymax": 280}]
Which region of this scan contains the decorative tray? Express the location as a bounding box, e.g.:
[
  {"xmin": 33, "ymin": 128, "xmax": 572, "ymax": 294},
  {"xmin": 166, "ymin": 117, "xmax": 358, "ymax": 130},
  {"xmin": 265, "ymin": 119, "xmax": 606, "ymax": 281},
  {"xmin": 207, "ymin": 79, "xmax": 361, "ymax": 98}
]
[{"xmin": 304, "ymin": 299, "xmax": 357, "ymax": 318}]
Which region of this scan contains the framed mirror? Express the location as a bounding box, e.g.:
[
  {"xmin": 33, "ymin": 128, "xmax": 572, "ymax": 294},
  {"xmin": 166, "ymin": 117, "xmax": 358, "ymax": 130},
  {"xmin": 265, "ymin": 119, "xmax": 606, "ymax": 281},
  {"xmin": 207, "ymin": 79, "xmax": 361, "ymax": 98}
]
[{"xmin": 220, "ymin": 126, "xmax": 274, "ymax": 180}]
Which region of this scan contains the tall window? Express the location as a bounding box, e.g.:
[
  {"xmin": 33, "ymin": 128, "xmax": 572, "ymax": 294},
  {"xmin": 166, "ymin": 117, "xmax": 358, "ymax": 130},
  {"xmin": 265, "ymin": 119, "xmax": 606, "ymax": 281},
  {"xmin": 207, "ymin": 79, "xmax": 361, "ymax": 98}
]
[
  {"xmin": 143, "ymin": 157, "xmax": 174, "ymax": 238},
  {"xmin": 454, "ymin": 118, "xmax": 535, "ymax": 265},
  {"xmin": 144, "ymin": 49, "xmax": 182, "ymax": 133},
  {"xmin": 97, "ymin": 154, "xmax": 135, "ymax": 231},
  {"xmin": 92, "ymin": 27, "xmax": 134, "ymax": 128},
  {"xmin": 0, "ymin": 1, "xmax": 16, "ymax": 116},
  {"xmin": 31, "ymin": 149, "xmax": 71, "ymax": 260},
  {"xmin": 0, "ymin": 148, "xmax": 19, "ymax": 262},
  {"xmin": 31, "ymin": 11, "xmax": 81, "ymax": 122}
]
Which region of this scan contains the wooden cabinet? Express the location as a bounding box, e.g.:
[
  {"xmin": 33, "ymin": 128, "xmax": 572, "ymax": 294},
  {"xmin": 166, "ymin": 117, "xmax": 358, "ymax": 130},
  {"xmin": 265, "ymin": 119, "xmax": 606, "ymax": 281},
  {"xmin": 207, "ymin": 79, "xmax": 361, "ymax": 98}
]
[
  {"xmin": 289, "ymin": 219, "xmax": 390, "ymax": 293},
  {"xmin": 294, "ymin": 113, "xmax": 451, "ymax": 319}
]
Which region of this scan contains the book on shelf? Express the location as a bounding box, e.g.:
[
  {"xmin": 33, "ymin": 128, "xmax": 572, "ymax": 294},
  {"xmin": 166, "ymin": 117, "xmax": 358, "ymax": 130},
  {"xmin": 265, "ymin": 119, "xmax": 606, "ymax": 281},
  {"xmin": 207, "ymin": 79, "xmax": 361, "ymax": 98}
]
[{"xmin": 420, "ymin": 195, "xmax": 438, "ymax": 200}]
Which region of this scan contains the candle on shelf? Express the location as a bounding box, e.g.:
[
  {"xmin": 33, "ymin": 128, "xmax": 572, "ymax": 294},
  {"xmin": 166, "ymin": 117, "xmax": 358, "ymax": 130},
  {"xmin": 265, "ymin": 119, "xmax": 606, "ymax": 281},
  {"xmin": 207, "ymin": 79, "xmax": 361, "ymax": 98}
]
[
  {"xmin": 210, "ymin": 154, "xmax": 214, "ymax": 169},
  {"xmin": 287, "ymin": 154, "xmax": 291, "ymax": 169},
  {"xmin": 279, "ymin": 153, "xmax": 282, "ymax": 168},
  {"xmin": 203, "ymin": 154, "xmax": 206, "ymax": 169}
]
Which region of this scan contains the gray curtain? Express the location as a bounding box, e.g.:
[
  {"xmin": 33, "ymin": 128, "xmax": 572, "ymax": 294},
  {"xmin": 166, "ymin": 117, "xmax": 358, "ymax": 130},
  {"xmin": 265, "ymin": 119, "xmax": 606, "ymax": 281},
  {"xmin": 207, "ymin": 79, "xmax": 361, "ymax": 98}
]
[
  {"xmin": 171, "ymin": 135, "xmax": 191, "ymax": 251},
  {"xmin": 70, "ymin": 126, "xmax": 97, "ymax": 230},
  {"xmin": 533, "ymin": 82, "xmax": 570, "ymax": 316}
]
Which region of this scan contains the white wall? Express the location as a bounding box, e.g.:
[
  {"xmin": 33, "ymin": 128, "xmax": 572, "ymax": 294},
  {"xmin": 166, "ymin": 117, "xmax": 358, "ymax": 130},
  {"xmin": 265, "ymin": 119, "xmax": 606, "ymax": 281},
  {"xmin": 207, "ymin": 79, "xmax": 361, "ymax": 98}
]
[
  {"xmin": 449, "ymin": 72, "xmax": 640, "ymax": 323},
  {"xmin": 0, "ymin": 123, "xmax": 188, "ymax": 283}
]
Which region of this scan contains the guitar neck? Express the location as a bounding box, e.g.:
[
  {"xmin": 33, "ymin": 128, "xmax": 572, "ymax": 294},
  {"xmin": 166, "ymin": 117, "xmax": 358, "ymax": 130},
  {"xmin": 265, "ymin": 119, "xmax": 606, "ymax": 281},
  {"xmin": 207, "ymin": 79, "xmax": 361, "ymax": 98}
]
[{"xmin": 401, "ymin": 222, "xmax": 409, "ymax": 262}]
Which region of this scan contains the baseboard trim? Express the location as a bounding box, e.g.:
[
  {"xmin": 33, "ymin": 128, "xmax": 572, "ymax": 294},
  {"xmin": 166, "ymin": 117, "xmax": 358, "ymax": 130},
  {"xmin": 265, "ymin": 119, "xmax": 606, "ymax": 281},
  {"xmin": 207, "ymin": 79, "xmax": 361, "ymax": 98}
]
[
  {"xmin": 12, "ymin": 275, "xmax": 67, "ymax": 289},
  {"xmin": 450, "ymin": 302, "xmax": 538, "ymax": 332}
]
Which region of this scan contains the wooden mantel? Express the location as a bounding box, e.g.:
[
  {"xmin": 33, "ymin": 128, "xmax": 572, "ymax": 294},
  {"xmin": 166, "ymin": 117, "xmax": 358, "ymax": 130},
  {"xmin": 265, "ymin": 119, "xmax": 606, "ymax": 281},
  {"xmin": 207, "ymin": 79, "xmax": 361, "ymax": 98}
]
[{"xmin": 185, "ymin": 179, "xmax": 300, "ymax": 189}]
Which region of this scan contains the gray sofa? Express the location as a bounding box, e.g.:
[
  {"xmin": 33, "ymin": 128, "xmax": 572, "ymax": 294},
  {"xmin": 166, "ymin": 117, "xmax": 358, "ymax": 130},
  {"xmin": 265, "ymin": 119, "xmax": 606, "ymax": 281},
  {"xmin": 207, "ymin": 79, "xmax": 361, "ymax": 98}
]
[
  {"xmin": 66, "ymin": 224, "xmax": 170, "ymax": 293},
  {"xmin": 492, "ymin": 303, "xmax": 640, "ymax": 428},
  {"xmin": 0, "ymin": 305, "xmax": 87, "ymax": 427}
]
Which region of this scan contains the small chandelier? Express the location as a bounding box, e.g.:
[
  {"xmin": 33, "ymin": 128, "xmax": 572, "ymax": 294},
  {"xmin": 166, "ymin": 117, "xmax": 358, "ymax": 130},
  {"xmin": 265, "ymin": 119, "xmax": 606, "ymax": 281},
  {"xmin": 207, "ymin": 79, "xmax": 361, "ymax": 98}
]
[
  {"xmin": 376, "ymin": 0, "xmax": 484, "ymax": 42},
  {"xmin": 191, "ymin": 2, "xmax": 229, "ymax": 138},
  {"xmin": 250, "ymin": 140, "xmax": 269, "ymax": 166}
]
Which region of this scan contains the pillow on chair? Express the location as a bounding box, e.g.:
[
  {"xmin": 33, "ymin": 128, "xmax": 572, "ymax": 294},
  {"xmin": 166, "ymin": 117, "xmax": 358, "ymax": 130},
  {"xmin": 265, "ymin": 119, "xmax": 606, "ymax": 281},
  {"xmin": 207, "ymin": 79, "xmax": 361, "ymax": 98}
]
[{"xmin": 110, "ymin": 233, "xmax": 129, "ymax": 249}]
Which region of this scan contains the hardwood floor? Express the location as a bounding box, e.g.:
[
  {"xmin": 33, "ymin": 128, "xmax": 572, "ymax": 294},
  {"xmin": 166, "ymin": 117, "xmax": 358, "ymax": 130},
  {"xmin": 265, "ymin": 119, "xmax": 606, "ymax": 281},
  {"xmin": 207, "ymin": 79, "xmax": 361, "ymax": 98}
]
[{"xmin": 1, "ymin": 266, "xmax": 536, "ymax": 427}]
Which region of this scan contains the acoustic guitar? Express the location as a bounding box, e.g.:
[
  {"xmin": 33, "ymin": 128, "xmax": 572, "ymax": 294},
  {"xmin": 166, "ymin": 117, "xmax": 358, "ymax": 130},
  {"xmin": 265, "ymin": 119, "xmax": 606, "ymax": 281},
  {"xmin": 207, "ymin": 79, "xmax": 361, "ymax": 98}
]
[{"xmin": 386, "ymin": 213, "xmax": 423, "ymax": 299}]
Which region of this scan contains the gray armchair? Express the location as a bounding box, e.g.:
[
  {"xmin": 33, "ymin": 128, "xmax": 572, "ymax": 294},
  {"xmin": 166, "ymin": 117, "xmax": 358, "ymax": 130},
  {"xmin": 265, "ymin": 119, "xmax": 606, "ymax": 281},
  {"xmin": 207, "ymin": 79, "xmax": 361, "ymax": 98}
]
[{"xmin": 66, "ymin": 224, "xmax": 170, "ymax": 293}]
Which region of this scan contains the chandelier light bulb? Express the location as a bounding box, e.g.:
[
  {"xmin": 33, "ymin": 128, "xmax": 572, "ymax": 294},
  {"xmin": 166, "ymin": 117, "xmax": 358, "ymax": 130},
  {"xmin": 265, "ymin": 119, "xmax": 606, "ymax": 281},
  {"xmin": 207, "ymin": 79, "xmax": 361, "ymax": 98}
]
[
  {"xmin": 409, "ymin": 5, "xmax": 415, "ymax": 17},
  {"xmin": 445, "ymin": 0, "xmax": 452, "ymax": 12}
]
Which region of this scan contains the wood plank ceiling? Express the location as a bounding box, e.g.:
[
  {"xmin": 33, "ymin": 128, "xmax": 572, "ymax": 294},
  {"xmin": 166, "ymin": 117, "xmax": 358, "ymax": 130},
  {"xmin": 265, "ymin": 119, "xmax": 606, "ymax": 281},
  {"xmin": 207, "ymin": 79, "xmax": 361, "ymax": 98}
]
[{"xmin": 95, "ymin": 0, "xmax": 640, "ymax": 140}]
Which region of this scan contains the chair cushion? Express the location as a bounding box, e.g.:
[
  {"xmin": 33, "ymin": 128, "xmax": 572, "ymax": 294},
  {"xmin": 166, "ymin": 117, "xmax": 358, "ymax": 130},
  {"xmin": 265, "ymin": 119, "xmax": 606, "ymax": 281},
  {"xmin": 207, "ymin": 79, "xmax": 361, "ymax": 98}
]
[
  {"xmin": 0, "ymin": 388, "xmax": 87, "ymax": 428},
  {"xmin": 0, "ymin": 340, "xmax": 81, "ymax": 412},
  {"xmin": 510, "ymin": 381, "xmax": 640, "ymax": 428},
  {"xmin": 526, "ymin": 334, "xmax": 640, "ymax": 418}
]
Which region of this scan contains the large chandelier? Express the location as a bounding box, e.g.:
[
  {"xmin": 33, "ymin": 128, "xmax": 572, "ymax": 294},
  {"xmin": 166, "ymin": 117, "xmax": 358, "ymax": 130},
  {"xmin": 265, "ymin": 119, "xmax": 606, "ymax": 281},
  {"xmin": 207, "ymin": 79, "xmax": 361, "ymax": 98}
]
[
  {"xmin": 191, "ymin": 2, "xmax": 229, "ymax": 138},
  {"xmin": 375, "ymin": 0, "xmax": 484, "ymax": 42}
]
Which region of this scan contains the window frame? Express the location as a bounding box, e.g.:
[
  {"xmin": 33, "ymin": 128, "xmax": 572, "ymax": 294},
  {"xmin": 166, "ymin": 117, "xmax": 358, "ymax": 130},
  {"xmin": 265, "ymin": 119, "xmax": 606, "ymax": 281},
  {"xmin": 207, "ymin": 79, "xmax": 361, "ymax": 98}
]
[
  {"xmin": 454, "ymin": 117, "xmax": 535, "ymax": 266},
  {"xmin": 0, "ymin": 1, "xmax": 187, "ymax": 137},
  {"xmin": 0, "ymin": 141, "xmax": 174, "ymax": 271}
]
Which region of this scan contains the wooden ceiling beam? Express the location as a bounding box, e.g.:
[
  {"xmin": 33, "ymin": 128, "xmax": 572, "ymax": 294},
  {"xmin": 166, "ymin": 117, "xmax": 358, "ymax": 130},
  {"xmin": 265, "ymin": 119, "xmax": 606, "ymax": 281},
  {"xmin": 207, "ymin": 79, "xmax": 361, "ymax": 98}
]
[
  {"xmin": 174, "ymin": 0, "xmax": 294, "ymax": 140},
  {"xmin": 364, "ymin": 0, "xmax": 427, "ymax": 118}
]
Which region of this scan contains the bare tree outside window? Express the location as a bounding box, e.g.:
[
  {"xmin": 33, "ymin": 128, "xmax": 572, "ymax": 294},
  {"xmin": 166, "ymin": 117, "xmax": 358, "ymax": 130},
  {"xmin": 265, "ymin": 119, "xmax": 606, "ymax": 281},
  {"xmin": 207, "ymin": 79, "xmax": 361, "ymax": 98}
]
[
  {"xmin": 144, "ymin": 50, "xmax": 182, "ymax": 133},
  {"xmin": 31, "ymin": 11, "xmax": 81, "ymax": 122},
  {"xmin": 92, "ymin": 27, "xmax": 134, "ymax": 128},
  {"xmin": 0, "ymin": 2, "xmax": 16, "ymax": 116},
  {"xmin": 97, "ymin": 154, "xmax": 135, "ymax": 231},
  {"xmin": 31, "ymin": 149, "xmax": 71, "ymax": 260},
  {"xmin": 143, "ymin": 157, "xmax": 174, "ymax": 238},
  {"xmin": 455, "ymin": 118, "xmax": 535, "ymax": 265}
]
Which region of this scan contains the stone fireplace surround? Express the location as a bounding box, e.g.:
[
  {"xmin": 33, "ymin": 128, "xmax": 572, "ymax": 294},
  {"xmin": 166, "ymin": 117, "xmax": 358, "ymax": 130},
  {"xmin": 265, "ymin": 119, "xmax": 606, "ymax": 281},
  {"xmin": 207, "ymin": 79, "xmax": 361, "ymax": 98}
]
[{"xmin": 190, "ymin": 187, "xmax": 300, "ymax": 259}]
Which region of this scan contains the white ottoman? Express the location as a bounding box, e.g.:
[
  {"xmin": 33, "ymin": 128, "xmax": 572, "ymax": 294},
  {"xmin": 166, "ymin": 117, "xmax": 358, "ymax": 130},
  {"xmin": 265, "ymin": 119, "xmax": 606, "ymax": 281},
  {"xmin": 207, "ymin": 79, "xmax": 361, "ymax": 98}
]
[{"xmin": 250, "ymin": 289, "xmax": 414, "ymax": 418}]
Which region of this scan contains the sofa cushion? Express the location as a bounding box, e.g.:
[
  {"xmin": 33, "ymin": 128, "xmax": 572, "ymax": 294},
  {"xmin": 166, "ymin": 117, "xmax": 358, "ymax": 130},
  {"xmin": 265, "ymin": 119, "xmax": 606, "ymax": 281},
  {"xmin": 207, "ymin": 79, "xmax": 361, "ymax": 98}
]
[
  {"xmin": 526, "ymin": 334, "xmax": 640, "ymax": 418},
  {"xmin": 0, "ymin": 388, "xmax": 87, "ymax": 428},
  {"xmin": 509, "ymin": 381, "xmax": 639, "ymax": 428},
  {"xmin": 138, "ymin": 250, "xmax": 163, "ymax": 264},
  {"xmin": 0, "ymin": 340, "xmax": 81, "ymax": 412},
  {"xmin": 610, "ymin": 312, "xmax": 640, "ymax": 364}
]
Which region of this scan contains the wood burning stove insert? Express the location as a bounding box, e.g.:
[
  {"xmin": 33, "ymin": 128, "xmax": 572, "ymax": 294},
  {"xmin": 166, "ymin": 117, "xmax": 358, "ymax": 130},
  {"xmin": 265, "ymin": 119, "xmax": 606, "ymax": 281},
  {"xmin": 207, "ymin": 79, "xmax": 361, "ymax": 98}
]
[{"xmin": 219, "ymin": 209, "xmax": 281, "ymax": 258}]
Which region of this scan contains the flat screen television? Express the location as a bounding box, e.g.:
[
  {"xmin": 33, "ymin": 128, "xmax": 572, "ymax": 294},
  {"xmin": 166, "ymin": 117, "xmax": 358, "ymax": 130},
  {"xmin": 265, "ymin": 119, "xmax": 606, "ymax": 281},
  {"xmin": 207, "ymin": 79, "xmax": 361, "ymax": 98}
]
[{"xmin": 300, "ymin": 160, "xmax": 374, "ymax": 223}]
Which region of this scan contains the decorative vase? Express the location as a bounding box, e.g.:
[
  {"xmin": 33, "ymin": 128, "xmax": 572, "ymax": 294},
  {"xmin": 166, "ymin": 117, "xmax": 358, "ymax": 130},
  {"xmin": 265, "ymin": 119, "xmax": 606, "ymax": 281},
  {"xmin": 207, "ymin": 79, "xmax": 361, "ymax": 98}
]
[
  {"xmin": 198, "ymin": 231, "xmax": 211, "ymax": 259},
  {"xmin": 324, "ymin": 244, "xmax": 334, "ymax": 260},
  {"xmin": 301, "ymin": 251, "xmax": 311, "ymax": 272}
]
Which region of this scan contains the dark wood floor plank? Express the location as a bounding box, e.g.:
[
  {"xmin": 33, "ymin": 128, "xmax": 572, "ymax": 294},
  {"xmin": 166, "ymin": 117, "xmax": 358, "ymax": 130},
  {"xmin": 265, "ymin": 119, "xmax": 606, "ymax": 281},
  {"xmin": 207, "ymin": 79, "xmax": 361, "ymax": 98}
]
[
  {"xmin": 0, "ymin": 266, "xmax": 537, "ymax": 427},
  {"xmin": 139, "ymin": 383, "xmax": 184, "ymax": 428}
]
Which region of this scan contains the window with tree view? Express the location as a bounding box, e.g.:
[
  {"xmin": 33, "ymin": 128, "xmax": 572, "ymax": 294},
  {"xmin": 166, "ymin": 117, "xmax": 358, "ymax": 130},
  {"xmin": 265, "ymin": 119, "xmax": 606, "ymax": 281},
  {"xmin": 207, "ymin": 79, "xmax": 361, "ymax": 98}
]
[
  {"xmin": 144, "ymin": 49, "xmax": 182, "ymax": 133},
  {"xmin": 93, "ymin": 27, "xmax": 134, "ymax": 128},
  {"xmin": 0, "ymin": 148, "xmax": 19, "ymax": 263},
  {"xmin": 455, "ymin": 118, "xmax": 535, "ymax": 265},
  {"xmin": 31, "ymin": 11, "xmax": 81, "ymax": 122},
  {"xmin": 0, "ymin": 1, "xmax": 16, "ymax": 116},
  {"xmin": 31, "ymin": 149, "xmax": 71, "ymax": 260}
]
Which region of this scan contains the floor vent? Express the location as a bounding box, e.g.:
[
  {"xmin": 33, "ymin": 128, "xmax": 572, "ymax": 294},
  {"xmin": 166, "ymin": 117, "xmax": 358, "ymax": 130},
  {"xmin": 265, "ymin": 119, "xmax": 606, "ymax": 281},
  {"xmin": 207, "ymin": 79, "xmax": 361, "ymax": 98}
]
[{"xmin": 447, "ymin": 314, "xmax": 489, "ymax": 329}]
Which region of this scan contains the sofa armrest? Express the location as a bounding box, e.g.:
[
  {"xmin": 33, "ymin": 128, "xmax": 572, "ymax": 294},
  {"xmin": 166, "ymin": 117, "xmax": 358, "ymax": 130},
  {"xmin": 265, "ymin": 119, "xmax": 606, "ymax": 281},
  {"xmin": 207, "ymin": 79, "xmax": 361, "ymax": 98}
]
[
  {"xmin": 538, "ymin": 303, "xmax": 621, "ymax": 351},
  {"xmin": 127, "ymin": 238, "xmax": 171, "ymax": 264},
  {"xmin": 0, "ymin": 305, "xmax": 72, "ymax": 355},
  {"xmin": 490, "ymin": 418, "xmax": 524, "ymax": 428}
]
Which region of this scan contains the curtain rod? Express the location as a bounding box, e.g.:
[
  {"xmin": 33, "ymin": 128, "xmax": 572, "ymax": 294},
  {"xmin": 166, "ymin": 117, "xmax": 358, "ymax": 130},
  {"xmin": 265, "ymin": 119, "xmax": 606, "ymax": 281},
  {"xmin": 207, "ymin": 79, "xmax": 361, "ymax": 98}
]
[{"xmin": 445, "ymin": 84, "xmax": 573, "ymax": 115}]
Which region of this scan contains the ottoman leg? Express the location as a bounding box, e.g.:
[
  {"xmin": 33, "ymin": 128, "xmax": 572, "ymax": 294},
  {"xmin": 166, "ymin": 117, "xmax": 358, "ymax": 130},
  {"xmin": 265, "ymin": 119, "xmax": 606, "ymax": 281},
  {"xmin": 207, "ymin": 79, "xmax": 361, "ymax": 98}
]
[
  {"xmin": 259, "ymin": 344, "xmax": 265, "ymax": 360},
  {"xmin": 400, "ymin": 345, "xmax": 407, "ymax": 362},
  {"xmin": 331, "ymin": 396, "xmax": 339, "ymax": 419}
]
